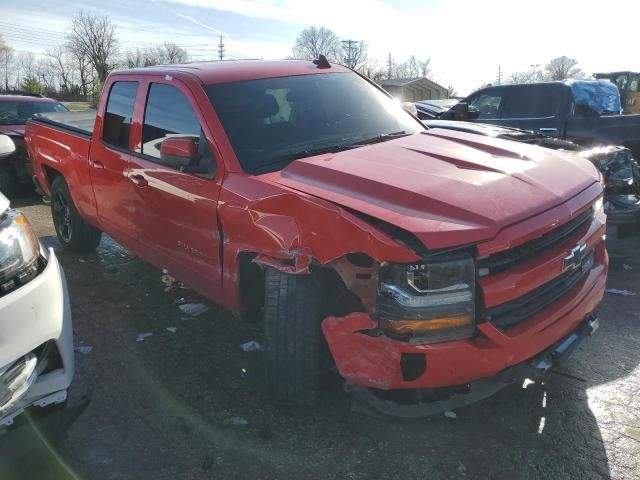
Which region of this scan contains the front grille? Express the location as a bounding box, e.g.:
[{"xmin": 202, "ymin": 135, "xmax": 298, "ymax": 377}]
[
  {"xmin": 484, "ymin": 251, "xmax": 594, "ymax": 329},
  {"xmin": 478, "ymin": 207, "xmax": 593, "ymax": 275}
]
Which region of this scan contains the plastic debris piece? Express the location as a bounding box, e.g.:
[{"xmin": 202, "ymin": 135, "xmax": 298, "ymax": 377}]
[
  {"xmin": 623, "ymin": 264, "xmax": 632, "ymax": 270},
  {"xmin": 136, "ymin": 332, "xmax": 153, "ymax": 342},
  {"xmin": 166, "ymin": 327, "xmax": 178, "ymax": 334},
  {"xmin": 173, "ymin": 297, "xmax": 187, "ymax": 306},
  {"xmin": 78, "ymin": 258, "xmax": 85, "ymax": 263},
  {"xmin": 444, "ymin": 410, "xmax": 457, "ymax": 419},
  {"xmin": 223, "ymin": 416, "xmax": 248, "ymax": 426},
  {"xmin": 74, "ymin": 345, "xmax": 93, "ymax": 355},
  {"xmin": 240, "ymin": 340, "xmax": 262, "ymax": 352},
  {"xmin": 605, "ymin": 288, "xmax": 637, "ymax": 296},
  {"xmin": 178, "ymin": 303, "xmax": 209, "ymax": 316}
]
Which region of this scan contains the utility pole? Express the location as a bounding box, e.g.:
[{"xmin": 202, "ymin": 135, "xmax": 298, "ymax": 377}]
[
  {"xmin": 387, "ymin": 53, "xmax": 393, "ymax": 80},
  {"xmin": 496, "ymin": 65, "xmax": 502, "ymax": 85},
  {"xmin": 342, "ymin": 40, "xmax": 356, "ymax": 68},
  {"xmin": 218, "ymin": 36, "xmax": 225, "ymax": 61}
]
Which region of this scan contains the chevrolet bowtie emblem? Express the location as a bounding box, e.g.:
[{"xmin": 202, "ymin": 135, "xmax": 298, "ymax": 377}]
[{"xmin": 564, "ymin": 244, "xmax": 587, "ymax": 270}]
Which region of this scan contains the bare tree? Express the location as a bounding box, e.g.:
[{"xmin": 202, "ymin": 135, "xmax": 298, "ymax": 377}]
[
  {"xmin": 46, "ymin": 46, "xmax": 75, "ymax": 93},
  {"xmin": 291, "ymin": 26, "xmax": 341, "ymax": 62},
  {"xmin": 340, "ymin": 40, "xmax": 368, "ymax": 70},
  {"xmin": 67, "ymin": 11, "xmax": 118, "ymax": 84},
  {"xmin": 161, "ymin": 42, "xmax": 188, "ymax": 64},
  {"xmin": 0, "ymin": 35, "xmax": 14, "ymax": 91},
  {"xmin": 545, "ymin": 56, "xmax": 585, "ymax": 81},
  {"xmin": 447, "ymin": 85, "xmax": 457, "ymax": 98},
  {"xmin": 358, "ymin": 60, "xmax": 386, "ymax": 81},
  {"xmin": 394, "ymin": 56, "xmax": 431, "ymax": 79},
  {"xmin": 125, "ymin": 42, "xmax": 188, "ymax": 68}
]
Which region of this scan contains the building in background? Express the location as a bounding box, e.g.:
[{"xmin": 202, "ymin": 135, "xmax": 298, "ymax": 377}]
[{"xmin": 378, "ymin": 77, "xmax": 448, "ymax": 101}]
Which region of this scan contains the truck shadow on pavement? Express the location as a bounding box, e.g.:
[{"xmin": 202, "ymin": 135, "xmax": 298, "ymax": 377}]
[{"xmin": 3, "ymin": 196, "xmax": 639, "ymax": 479}]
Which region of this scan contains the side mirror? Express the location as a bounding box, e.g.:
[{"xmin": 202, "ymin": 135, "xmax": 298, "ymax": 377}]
[
  {"xmin": 0, "ymin": 135, "xmax": 15, "ymax": 158},
  {"xmin": 160, "ymin": 136, "xmax": 197, "ymax": 170}
]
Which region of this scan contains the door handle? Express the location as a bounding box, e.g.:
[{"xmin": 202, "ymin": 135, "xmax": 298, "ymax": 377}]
[
  {"xmin": 129, "ymin": 174, "xmax": 148, "ymax": 187},
  {"xmin": 89, "ymin": 160, "xmax": 105, "ymax": 169}
]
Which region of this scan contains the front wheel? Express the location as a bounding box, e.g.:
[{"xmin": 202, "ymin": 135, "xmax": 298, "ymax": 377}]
[
  {"xmin": 51, "ymin": 176, "xmax": 102, "ymax": 252},
  {"xmin": 264, "ymin": 268, "xmax": 323, "ymax": 405}
]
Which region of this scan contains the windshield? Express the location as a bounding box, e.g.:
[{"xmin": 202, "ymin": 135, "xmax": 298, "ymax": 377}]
[
  {"xmin": 205, "ymin": 72, "xmax": 422, "ymax": 174},
  {"xmin": 0, "ymin": 100, "xmax": 68, "ymax": 125}
]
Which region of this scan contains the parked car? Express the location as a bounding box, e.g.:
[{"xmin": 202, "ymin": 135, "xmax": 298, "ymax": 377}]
[
  {"xmin": 424, "ymin": 119, "xmax": 640, "ymax": 227},
  {"xmin": 415, "ymin": 98, "xmax": 460, "ymax": 119},
  {"xmin": 441, "ymin": 80, "xmax": 640, "ymax": 159},
  {"xmin": 0, "ymin": 135, "xmax": 74, "ymax": 431},
  {"xmin": 26, "ymin": 60, "xmax": 606, "ymax": 416},
  {"xmin": 0, "ymin": 95, "xmax": 68, "ymax": 194}
]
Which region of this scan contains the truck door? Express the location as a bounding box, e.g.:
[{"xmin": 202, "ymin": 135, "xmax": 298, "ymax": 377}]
[
  {"xmin": 126, "ymin": 79, "xmax": 224, "ymax": 302},
  {"xmin": 494, "ymin": 84, "xmax": 567, "ymax": 136},
  {"xmin": 88, "ymin": 80, "xmax": 141, "ymax": 251}
]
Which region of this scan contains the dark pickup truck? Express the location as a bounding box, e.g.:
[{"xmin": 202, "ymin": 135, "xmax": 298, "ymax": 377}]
[{"xmin": 442, "ymin": 80, "xmax": 640, "ymax": 159}]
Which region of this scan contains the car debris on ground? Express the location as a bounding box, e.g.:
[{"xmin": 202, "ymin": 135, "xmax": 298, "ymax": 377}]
[
  {"xmin": 240, "ymin": 340, "xmax": 262, "ymax": 352},
  {"xmin": 605, "ymin": 288, "xmax": 637, "ymax": 296},
  {"xmin": 135, "ymin": 333, "xmax": 153, "ymax": 342},
  {"xmin": 178, "ymin": 303, "xmax": 209, "ymax": 317}
]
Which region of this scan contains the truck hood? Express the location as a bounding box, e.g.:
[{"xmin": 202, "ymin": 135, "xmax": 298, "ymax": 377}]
[{"xmin": 267, "ymin": 130, "xmax": 600, "ymax": 250}]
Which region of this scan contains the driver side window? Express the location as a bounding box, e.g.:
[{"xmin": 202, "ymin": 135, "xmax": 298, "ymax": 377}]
[
  {"xmin": 468, "ymin": 92, "xmax": 503, "ymax": 119},
  {"xmin": 141, "ymin": 83, "xmax": 214, "ymax": 174}
]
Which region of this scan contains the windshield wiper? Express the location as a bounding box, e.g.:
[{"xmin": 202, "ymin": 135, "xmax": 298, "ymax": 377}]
[
  {"xmin": 250, "ymin": 132, "xmax": 412, "ymax": 175},
  {"xmin": 350, "ymin": 130, "xmax": 412, "ymax": 146},
  {"xmin": 251, "ymin": 144, "xmax": 363, "ymax": 174}
]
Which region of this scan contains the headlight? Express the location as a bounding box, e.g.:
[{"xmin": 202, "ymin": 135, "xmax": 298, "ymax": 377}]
[
  {"xmin": 0, "ymin": 210, "xmax": 40, "ymax": 294},
  {"xmin": 378, "ymin": 256, "xmax": 476, "ymax": 343}
]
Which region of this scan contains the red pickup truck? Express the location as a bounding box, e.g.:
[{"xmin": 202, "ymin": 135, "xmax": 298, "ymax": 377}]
[{"xmin": 26, "ymin": 60, "xmax": 607, "ymax": 415}]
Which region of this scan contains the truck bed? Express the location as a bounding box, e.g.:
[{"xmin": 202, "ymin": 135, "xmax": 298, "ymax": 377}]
[{"xmin": 31, "ymin": 111, "xmax": 96, "ymax": 138}]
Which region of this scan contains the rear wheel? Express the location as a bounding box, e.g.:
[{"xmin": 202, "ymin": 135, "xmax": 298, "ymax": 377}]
[
  {"xmin": 264, "ymin": 268, "xmax": 323, "ymax": 405},
  {"xmin": 51, "ymin": 176, "xmax": 102, "ymax": 252}
]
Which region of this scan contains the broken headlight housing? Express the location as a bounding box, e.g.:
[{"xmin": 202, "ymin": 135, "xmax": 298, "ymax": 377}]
[
  {"xmin": 377, "ymin": 256, "xmax": 475, "ymax": 343},
  {"xmin": 0, "ymin": 210, "xmax": 40, "ymax": 295}
]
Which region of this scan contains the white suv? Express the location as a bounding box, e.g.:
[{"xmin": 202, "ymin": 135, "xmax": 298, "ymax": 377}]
[{"xmin": 0, "ymin": 134, "xmax": 74, "ymax": 430}]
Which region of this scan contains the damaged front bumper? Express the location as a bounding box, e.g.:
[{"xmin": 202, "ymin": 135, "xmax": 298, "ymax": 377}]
[
  {"xmin": 322, "ymin": 244, "xmax": 606, "ymax": 416},
  {"xmin": 350, "ymin": 314, "xmax": 599, "ymax": 418},
  {"xmin": 0, "ymin": 249, "xmax": 74, "ymax": 430}
]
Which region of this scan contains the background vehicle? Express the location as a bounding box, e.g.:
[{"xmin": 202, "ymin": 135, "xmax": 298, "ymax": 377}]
[
  {"xmin": 0, "ymin": 95, "xmax": 68, "ymax": 195},
  {"xmin": 424, "ymin": 119, "xmax": 640, "ymax": 227},
  {"xmin": 415, "ymin": 98, "xmax": 460, "ymax": 119},
  {"xmin": 595, "ymin": 71, "xmax": 640, "ymax": 115},
  {"xmin": 442, "ymin": 80, "xmax": 640, "ymax": 159},
  {"xmin": 26, "ymin": 60, "xmax": 606, "ymax": 415}
]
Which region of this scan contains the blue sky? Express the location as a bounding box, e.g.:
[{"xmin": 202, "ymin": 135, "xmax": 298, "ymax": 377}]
[{"xmin": 1, "ymin": 0, "xmax": 637, "ymax": 94}]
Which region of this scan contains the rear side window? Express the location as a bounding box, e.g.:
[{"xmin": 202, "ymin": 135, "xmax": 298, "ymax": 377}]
[
  {"xmin": 141, "ymin": 83, "xmax": 201, "ymax": 160},
  {"xmin": 500, "ymin": 86, "xmax": 564, "ymax": 119},
  {"xmin": 103, "ymin": 81, "xmax": 138, "ymax": 149}
]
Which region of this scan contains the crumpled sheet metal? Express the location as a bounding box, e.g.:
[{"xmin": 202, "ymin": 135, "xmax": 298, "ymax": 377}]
[
  {"xmin": 322, "ymin": 313, "xmax": 401, "ymax": 390},
  {"xmin": 218, "ymin": 176, "xmax": 418, "ymax": 310}
]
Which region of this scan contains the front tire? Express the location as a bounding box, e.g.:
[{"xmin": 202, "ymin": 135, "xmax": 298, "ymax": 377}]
[
  {"xmin": 51, "ymin": 176, "xmax": 102, "ymax": 252},
  {"xmin": 264, "ymin": 268, "xmax": 323, "ymax": 405}
]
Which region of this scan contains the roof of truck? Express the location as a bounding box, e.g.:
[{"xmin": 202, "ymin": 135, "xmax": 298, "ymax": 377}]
[{"xmin": 112, "ymin": 60, "xmax": 352, "ymax": 85}]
